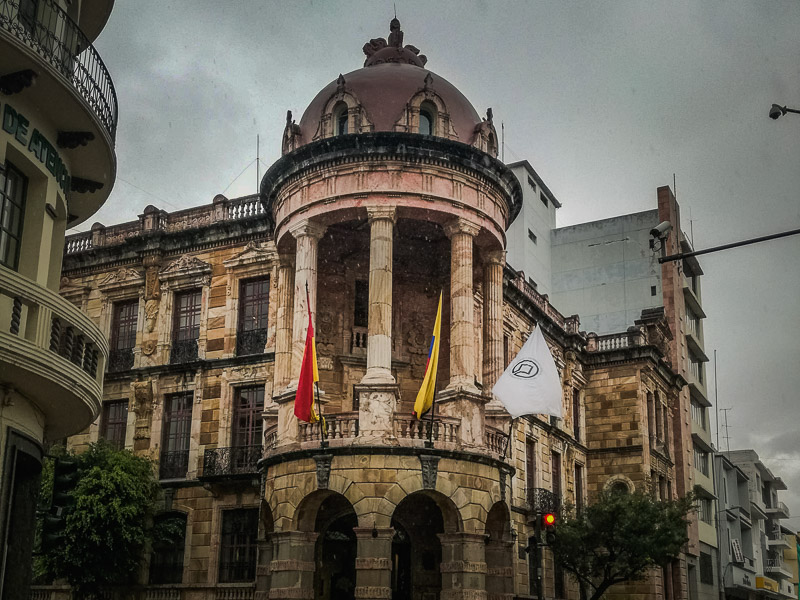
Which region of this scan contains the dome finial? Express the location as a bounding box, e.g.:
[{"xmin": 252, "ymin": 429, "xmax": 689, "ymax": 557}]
[
  {"xmin": 362, "ymin": 18, "xmax": 427, "ymax": 67},
  {"xmin": 389, "ymin": 17, "xmax": 403, "ymax": 48}
]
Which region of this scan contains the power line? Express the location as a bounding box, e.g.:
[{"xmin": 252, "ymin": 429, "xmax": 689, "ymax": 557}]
[{"xmin": 222, "ymin": 158, "xmax": 257, "ymax": 195}]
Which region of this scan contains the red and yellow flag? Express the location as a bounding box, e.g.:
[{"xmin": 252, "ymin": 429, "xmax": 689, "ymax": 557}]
[
  {"xmin": 413, "ymin": 292, "xmax": 442, "ymax": 418},
  {"xmin": 294, "ymin": 292, "xmax": 319, "ymax": 423}
]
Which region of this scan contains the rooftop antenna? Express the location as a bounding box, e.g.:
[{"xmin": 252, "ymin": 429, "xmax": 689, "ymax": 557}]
[
  {"xmin": 394, "ymin": 2, "xmax": 397, "ymax": 18},
  {"xmin": 256, "ymin": 135, "xmax": 260, "ymax": 195},
  {"xmin": 720, "ymin": 407, "xmax": 733, "ymax": 453},
  {"xmin": 714, "ymin": 349, "xmax": 719, "ymax": 450},
  {"xmin": 501, "ymin": 121, "xmax": 505, "ymax": 163}
]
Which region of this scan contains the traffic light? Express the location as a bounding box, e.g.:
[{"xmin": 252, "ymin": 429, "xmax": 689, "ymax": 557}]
[
  {"xmin": 542, "ymin": 512, "xmax": 557, "ymax": 545},
  {"xmin": 41, "ymin": 457, "xmax": 78, "ymax": 548}
]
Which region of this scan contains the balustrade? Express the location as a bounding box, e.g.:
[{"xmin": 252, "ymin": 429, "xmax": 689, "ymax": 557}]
[
  {"xmin": 393, "ymin": 414, "xmax": 460, "ymax": 444},
  {"xmin": 202, "ymin": 445, "xmax": 262, "ymax": 478},
  {"xmin": 484, "ymin": 425, "xmax": 508, "ymax": 455},
  {"xmin": 299, "ymin": 412, "xmax": 359, "ymax": 443}
]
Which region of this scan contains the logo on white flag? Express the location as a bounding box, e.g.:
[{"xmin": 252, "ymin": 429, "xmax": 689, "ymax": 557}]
[{"xmin": 511, "ymin": 359, "xmax": 540, "ymax": 379}]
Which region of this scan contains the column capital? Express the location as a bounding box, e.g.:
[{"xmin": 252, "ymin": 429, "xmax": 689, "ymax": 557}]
[
  {"xmin": 289, "ymin": 219, "xmax": 327, "ymax": 241},
  {"xmin": 484, "ymin": 249, "xmax": 506, "ymax": 267},
  {"xmin": 366, "ymin": 206, "xmax": 397, "ymax": 224},
  {"xmin": 443, "ymin": 217, "xmax": 481, "ymax": 239}
]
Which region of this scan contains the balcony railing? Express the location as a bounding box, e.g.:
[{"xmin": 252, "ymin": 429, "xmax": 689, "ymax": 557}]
[
  {"xmin": 299, "ymin": 412, "xmax": 359, "ymax": 443},
  {"xmin": 202, "ymin": 445, "xmax": 262, "ymax": 478},
  {"xmin": 527, "ymin": 487, "xmax": 561, "ymax": 514},
  {"xmin": 0, "ymin": 0, "xmax": 118, "ymax": 140},
  {"xmin": 485, "ymin": 425, "xmax": 507, "ymax": 455},
  {"xmin": 107, "ymin": 347, "xmax": 134, "ymax": 373},
  {"xmin": 393, "ymin": 414, "xmax": 460, "ymax": 445},
  {"xmin": 170, "ymin": 339, "xmax": 198, "ymax": 364},
  {"xmin": 236, "ymin": 328, "xmax": 268, "ymax": 356},
  {"xmin": 159, "ymin": 450, "xmax": 189, "ymax": 480}
]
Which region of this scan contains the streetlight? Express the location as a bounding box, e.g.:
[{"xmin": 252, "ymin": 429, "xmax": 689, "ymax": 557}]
[{"xmin": 769, "ymin": 104, "xmax": 800, "ymax": 120}]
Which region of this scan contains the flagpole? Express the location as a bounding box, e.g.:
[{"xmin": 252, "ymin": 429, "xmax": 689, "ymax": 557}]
[
  {"xmin": 501, "ymin": 417, "xmax": 515, "ymax": 460},
  {"xmin": 316, "ymin": 382, "xmax": 327, "ymax": 449},
  {"xmin": 425, "ymin": 388, "xmax": 436, "ymax": 449}
]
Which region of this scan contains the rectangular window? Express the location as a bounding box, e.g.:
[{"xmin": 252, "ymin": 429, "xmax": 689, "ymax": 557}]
[
  {"xmin": 171, "ymin": 289, "xmax": 201, "ymax": 363},
  {"xmin": 100, "ymin": 400, "xmax": 128, "ymax": 450},
  {"xmin": 525, "ymin": 438, "xmax": 536, "ymax": 494},
  {"xmin": 149, "ymin": 513, "xmax": 186, "ymax": 584},
  {"xmin": 232, "ymin": 386, "xmax": 265, "ymax": 449},
  {"xmin": 699, "ymin": 497, "xmax": 713, "ymax": 524},
  {"xmin": 691, "ymin": 400, "xmax": 706, "ymax": 429},
  {"xmin": 160, "ymin": 392, "xmax": 193, "ymax": 479},
  {"xmin": 527, "ymin": 229, "xmax": 537, "ymax": 244},
  {"xmin": 503, "ymin": 335, "xmax": 510, "ymax": 368},
  {"xmin": 574, "ymin": 464, "xmax": 584, "ymax": 514},
  {"xmin": 551, "ymin": 451, "xmax": 562, "ymax": 502},
  {"xmin": 690, "ymin": 358, "xmax": 704, "ymax": 384},
  {"xmin": 0, "ymin": 163, "xmax": 27, "ymax": 270},
  {"xmin": 699, "ymin": 552, "xmax": 714, "ymax": 584},
  {"xmin": 527, "ymin": 176, "xmax": 537, "ymax": 191},
  {"xmin": 572, "ymin": 388, "xmax": 581, "ymax": 442},
  {"xmin": 693, "ymin": 447, "xmax": 709, "ymax": 476},
  {"xmin": 237, "ymin": 277, "xmax": 269, "ymax": 355},
  {"xmin": 540, "ymin": 194, "xmax": 549, "ymax": 207},
  {"xmin": 219, "ymin": 508, "xmax": 258, "ymax": 583},
  {"xmin": 354, "ymin": 279, "xmax": 369, "ymax": 328},
  {"xmin": 651, "ymin": 285, "xmax": 657, "ymax": 296},
  {"xmin": 109, "ymin": 299, "xmax": 138, "ymax": 372}
]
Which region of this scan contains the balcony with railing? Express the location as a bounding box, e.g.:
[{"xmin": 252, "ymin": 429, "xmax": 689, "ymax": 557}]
[
  {"xmin": 0, "ymin": 0, "xmax": 117, "ymax": 140},
  {"xmin": 170, "ymin": 339, "xmax": 198, "ymax": 364},
  {"xmin": 159, "ymin": 450, "xmax": 189, "ymax": 480},
  {"xmin": 29, "ymin": 584, "xmax": 256, "ymax": 600},
  {"xmin": 766, "ymin": 528, "xmax": 791, "ymax": 550},
  {"xmin": 201, "ymin": 445, "xmax": 262, "ymax": 481},
  {"xmin": 765, "ymin": 500, "xmax": 790, "ymax": 519},
  {"xmin": 107, "ymin": 347, "xmax": 134, "ymax": 373},
  {"xmin": 765, "ymin": 557, "xmax": 792, "ymax": 579},
  {"xmin": 1, "ymin": 265, "xmax": 107, "ymax": 438}
]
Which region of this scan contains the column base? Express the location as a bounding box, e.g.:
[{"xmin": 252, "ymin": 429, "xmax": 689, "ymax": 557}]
[
  {"xmin": 437, "ymin": 388, "xmax": 488, "ymax": 448},
  {"xmin": 360, "ymin": 367, "xmax": 395, "ymax": 385},
  {"xmin": 355, "ymin": 383, "xmax": 400, "ymax": 443}
]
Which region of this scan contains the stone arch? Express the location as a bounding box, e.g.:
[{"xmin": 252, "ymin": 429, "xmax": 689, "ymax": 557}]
[
  {"xmin": 386, "ymin": 474, "xmax": 464, "ymax": 533},
  {"xmin": 604, "ymin": 473, "xmax": 635, "ymax": 495},
  {"xmin": 485, "ymin": 502, "xmax": 514, "ymax": 598}
]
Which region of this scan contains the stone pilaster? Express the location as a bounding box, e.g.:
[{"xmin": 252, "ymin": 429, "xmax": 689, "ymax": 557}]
[
  {"xmin": 268, "ymin": 531, "xmax": 318, "ymax": 600},
  {"xmin": 289, "ymin": 220, "xmax": 327, "ymax": 382},
  {"xmin": 274, "ymin": 254, "xmax": 295, "ymax": 393},
  {"xmin": 254, "ymin": 533, "xmax": 274, "ymax": 600},
  {"xmin": 362, "ymin": 206, "xmax": 396, "ymax": 384},
  {"xmin": 438, "ymin": 532, "xmax": 488, "ymax": 600},
  {"xmin": 353, "ymin": 527, "xmax": 394, "ymax": 600},
  {"xmin": 443, "ymin": 218, "xmax": 481, "ymax": 393},
  {"xmin": 482, "ymin": 250, "xmax": 505, "ymax": 415}
]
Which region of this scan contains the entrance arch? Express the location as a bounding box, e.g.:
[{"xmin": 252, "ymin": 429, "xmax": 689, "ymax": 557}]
[
  {"xmin": 304, "ymin": 492, "xmax": 357, "ymax": 600},
  {"xmin": 390, "ymin": 491, "xmax": 459, "ymax": 600},
  {"xmin": 485, "ymin": 502, "xmax": 514, "ymax": 599}
]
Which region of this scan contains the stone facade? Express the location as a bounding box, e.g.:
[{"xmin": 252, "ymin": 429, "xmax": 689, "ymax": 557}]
[{"xmin": 40, "ymin": 19, "xmax": 691, "ymax": 600}]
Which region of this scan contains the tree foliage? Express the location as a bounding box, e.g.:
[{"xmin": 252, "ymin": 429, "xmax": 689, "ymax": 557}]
[
  {"xmin": 36, "ymin": 442, "xmax": 160, "ymax": 596},
  {"xmin": 548, "ymin": 489, "xmax": 693, "ymax": 600}
]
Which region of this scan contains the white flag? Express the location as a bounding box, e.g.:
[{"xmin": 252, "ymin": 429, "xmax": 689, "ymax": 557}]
[{"xmin": 492, "ymin": 325, "xmax": 563, "ymax": 419}]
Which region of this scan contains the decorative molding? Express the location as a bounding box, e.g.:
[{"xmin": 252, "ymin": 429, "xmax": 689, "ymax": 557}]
[
  {"xmin": 355, "ymin": 557, "xmax": 392, "ymax": 570},
  {"xmin": 223, "ymin": 241, "xmax": 278, "ymax": 270},
  {"xmin": 268, "ymin": 588, "xmax": 314, "ymax": 599},
  {"xmin": 269, "ymin": 559, "xmax": 315, "ymax": 572},
  {"xmin": 97, "ymin": 267, "xmax": 144, "ymax": 291},
  {"xmin": 354, "ymin": 587, "xmax": 392, "ymax": 599},
  {"xmin": 314, "ymin": 453, "xmax": 333, "ymax": 489},
  {"xmin": 419, "ymin": 454, "xmax": 440, "ymax": 490},
  {"xmin": 440, "ymin": 561, "xmax": 488, "ymax": 573},
  {"xmin": 159, "ymin": 255, "xmax": 212, "ymax": 282},
  {"xmin": 440, "ymin": 591, "xmax": 488, "ymax": 600}
]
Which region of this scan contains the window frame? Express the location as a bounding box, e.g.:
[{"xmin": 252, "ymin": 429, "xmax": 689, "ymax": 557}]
[
  {"xmin": 236, "ymin": 276, "xmax": 270, "ymax": 356},
  {"xmin": 149, "ymin": 511, "xmax": 187, "ymax": 584},
  {"xmin": 231, "ymin": 385, "xmax": 265, "ymax": 449},
  {"xmin": 100, "ymin": 399, "xmax": 129, "ymax": 450},
  {"xmin": 218, "ymin": 508, "xmax": 259, "ymax": 583},
  {"xmin": 160, "ymin": 392, "xmax": 194, "ymax": 479},
  {"xmin": 0, "ymin": 162, "xmax": 27, "ymax": 271}
]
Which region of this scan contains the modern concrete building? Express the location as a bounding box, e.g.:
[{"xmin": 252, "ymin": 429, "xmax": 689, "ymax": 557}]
[
  {"xmin": 0, "ymin": 0, "xmax": 117, "ymax": 597},
  {"xmin": 38, "ymin": 19, "xmax": 693, "ymax": 600},
  {"xmin": 722, "ymin": 450, "xmax": 795, "ymax": 600}
]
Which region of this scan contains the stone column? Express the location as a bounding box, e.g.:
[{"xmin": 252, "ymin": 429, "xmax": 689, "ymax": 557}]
[
  {"xmin": 438, "ymin": 532, "xmax": 488, "ymax": 599},
  {"xmin": 274, "ymin": 254, "xmax": 295, "ymax": 392},
  {"xmin": 483, "ymin": 249, "xmax": 505, "ymax": 413},
  {"xmin": 268, "ymin": 530, "xmax": 318, "ymax": 600},
  {"xmin": 290, "ymin": 220, "xmax": 327, "ymax": 380},
  {"xmin": 353, "ymin": 527, "xmax": 394, "ymax": 600},
  {"xmin": 444, "ymin": 218, "xmax": 481, "ymax": 393},
  {"xmin": 361, "ymin": 206, "xmax": 396, "ymax": 384}
]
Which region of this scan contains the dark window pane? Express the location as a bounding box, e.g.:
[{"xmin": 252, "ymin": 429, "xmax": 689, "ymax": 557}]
[
  {"xmin": 101, "ymin": 400, "xmax": 128, "ymax": 450},
  {"xmin": 160, "ymin": 393, "xmax": 193, "ymax": 478},
  {"xmin": 419, "ymin": 111, "xmax": 432, "ymax": 135},
  {"xmin": 232, "ymin": 386, "xmax": 264, "ymax": 449},
  {"xmin": 150, "ymin": 513, "xmax": 186, "ymax": 584},
  {"xmin": 354, "ymin": 280, "xmax": 369, "ymax": 328},
  {"xmin": 0, "ymin": 163, "xmax": 26, "ymax": 270},
  {"xmin": 237, "ymin": 278, "xmax": 269, "ymax": 356},
  {"xmin": 219, "ymin": 509, "xmax": 258, "ymax": 582}
]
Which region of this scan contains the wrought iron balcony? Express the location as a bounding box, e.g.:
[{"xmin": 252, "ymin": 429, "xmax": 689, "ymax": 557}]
[
  {"xmin": 170, "ymin": 339, "xmax": 198, "ymax": 364},
  {"xmin": 159, "ymin": 450, "xmax": 189, "ymax": 480},
  {"xmin": 202, "ymin": 445, "xmax": 262, "ymax": 479},
  {"xmin": 527, "ymin": 487, "xmax": 561, "ymax": 515},
  {"xmin": 0, "ymin": 0, "xmax": 118, "ymax": 140},
  {"xmin": 107, "ymin": 347, "xmax": 134, "ymax": 373},
  {"xmin": 236, "ymin": 328, "xmax": 268, "ymax": 356}
]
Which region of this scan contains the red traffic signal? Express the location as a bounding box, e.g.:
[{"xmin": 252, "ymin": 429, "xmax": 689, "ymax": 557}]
[{"xmin": 542, "ymin": 512, "xmax": 556, "ymax": 527}]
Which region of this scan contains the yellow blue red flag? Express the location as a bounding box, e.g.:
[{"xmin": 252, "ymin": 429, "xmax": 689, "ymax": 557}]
[{"xmin": 413, "ymin": 292, "xmax": 442, "ymax": 418}]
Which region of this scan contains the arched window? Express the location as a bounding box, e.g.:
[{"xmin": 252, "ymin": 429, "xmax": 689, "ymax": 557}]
[
  {"xmin": 419, "ymin": 102, "xmax": 436, "ymax": 136},
  {"xmin": 333, "ymin": 102, "xmax": 349, "ymax": 136}
]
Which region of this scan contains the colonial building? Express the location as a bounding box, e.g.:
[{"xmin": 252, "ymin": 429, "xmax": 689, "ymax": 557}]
[
  {"xmin": 0, "ymin": 0, "xmax": 118, "ymax": 597},
  {"xmin": 46, "ymin": 19, "xmax": 688, "ymax": 600}
]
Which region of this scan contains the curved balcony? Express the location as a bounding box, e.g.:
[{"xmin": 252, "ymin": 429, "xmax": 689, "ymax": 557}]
[
  {"xmin": 1, "ymin": 0, "xmax": 118, "ymax": 223},
  {"xmin": 0, "ymin": 266, "xmax": 107, "ymax": 439}
]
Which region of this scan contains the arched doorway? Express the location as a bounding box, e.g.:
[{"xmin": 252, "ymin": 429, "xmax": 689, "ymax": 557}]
[
  {"xmin": 485, "ymin": 502, "xmax": 514, "ymax": 598},
  {"xmin": 391, "ymin": 491, "xmax": 458, "ymax": 600},
  {"xmin": 313, "ymin": 493, "xmax": 358, "ymax": 600}
]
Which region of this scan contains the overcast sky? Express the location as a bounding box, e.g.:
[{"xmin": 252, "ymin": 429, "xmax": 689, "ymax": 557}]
[{"xmin": 85, "ymin": 1, "xmax": 800, "ymax": 525}]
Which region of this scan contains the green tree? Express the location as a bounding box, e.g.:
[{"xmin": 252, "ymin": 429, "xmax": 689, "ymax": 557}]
[
  {"xmin": 548, "ymin": 489, "xmax": 693, "ymax": 600},
  {"xmin": 36, "ymin": 442, "xmax": 160, "ymax": 596}
]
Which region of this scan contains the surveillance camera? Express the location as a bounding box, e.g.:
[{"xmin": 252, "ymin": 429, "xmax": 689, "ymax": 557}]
[
  {"xmin": 770, "ymin": 104, "xmax": 784, "ymax": 120},
  {"xmin": 650, "ymin": 221, "xmax": 673, "ymax": 238}
]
